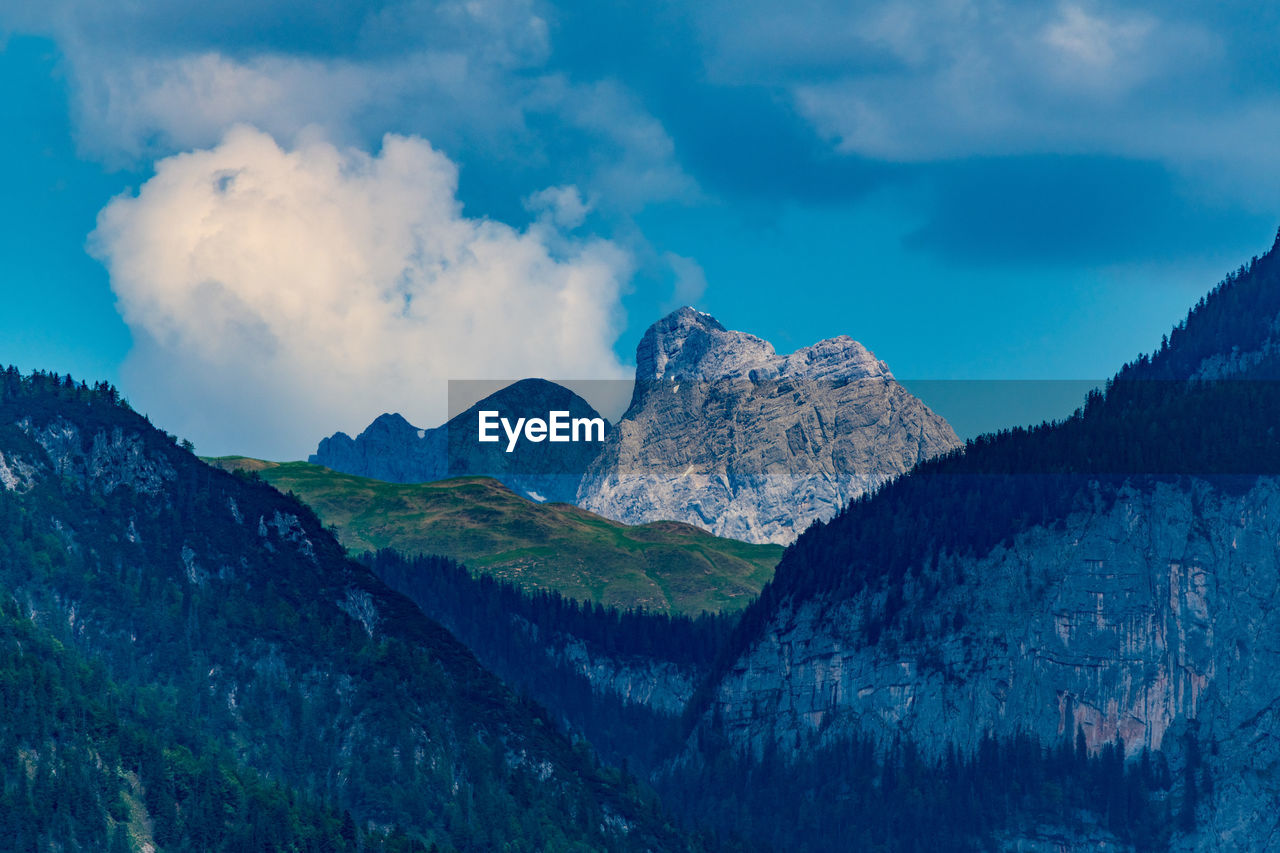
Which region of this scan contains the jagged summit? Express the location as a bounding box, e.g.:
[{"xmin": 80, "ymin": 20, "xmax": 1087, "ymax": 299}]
[
  {"xmin": 312, "ymin": 409, "xmax": 440, "ymax": 484},
  {"xmin": 313, "ymin": 413, "xmax": 416, "ymax": 458},
  {"xmin": 637, "ymin": 307, "xmax": 774, "ymax": 383},
  {"xmin": 359, "ymin": 412, "xmax": 422, "ymax": 443},
  {"xmin": 633, "ymin": 307, "xmax": 890, "ymax": 406},
  {"xmin": 311, "ymin": 309, "xmax": 958, "ymax": 544},
  {"xmin": 579, "ymin": 312, "xmax": 959, "ymax": 544}
]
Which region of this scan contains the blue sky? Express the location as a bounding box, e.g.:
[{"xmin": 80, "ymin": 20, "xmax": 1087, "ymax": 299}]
[{"xmin": 1, "ymin": 1, "xmax": 1277, "ymax": 458}]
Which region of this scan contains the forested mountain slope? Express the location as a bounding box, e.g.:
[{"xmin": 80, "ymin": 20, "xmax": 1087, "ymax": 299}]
[
  {"xmin": 679, "ymin": 232, "xmax": 1280, "ymax": 850},
  {"xmin": 0, "ymin": 369, "xmax": 699, "ymax": 852},
  {"xmin": 363, "ymin": 549, "xmax": 736, "ymax": 775},
  {"xmin": 0, "ymin": 594, "xmax": 432, "ymax": 852}
]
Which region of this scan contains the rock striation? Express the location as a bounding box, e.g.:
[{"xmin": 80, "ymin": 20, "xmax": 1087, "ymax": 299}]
[{"xmin": 576, "ymin": 308, "xmax": 960, "ymax": 544}]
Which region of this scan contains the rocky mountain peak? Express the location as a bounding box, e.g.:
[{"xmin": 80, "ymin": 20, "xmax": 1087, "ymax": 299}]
[
  {"xmin": 780, "ymin": 334, "xmax": 889, "ymax": 382},
  {"xmin": 312, "ymin": 308, "xmax": 957, "ymax": 543},
  {"xmin": 363, "ymin": 412, "xmax": 419, "ymax": 439},
  {"xmin": 580, "ymin": 314, "xmax": 960, "ymax": 544},
  {"xmin": 637, "ymin": 309, "xmax": 890, "ymax": 388},
  {"xmin": 636, "ymin": 307, "xmax": 775, "ymax": 383}
]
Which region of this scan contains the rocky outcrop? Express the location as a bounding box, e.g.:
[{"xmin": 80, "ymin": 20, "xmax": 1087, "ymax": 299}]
[
  {"xmin": 577, "ymin": 308, "xmax": 960, "ymax": 544},
  {"xmin": 0, "ymin": 448, "xmax": 38, "ymax": 492},
  {"xmin": 698, "ymin": 476, "xmax": 1280, "ymax": 850},
  {"xmin": 19, "ymin": 417, "xmax": 175, "ymax": 495},
  {"xmin": 312, "ymin": 378, "xmax": 608, "ymax": 502},
  {"xmin": 311, "ymin": 310, "xmax": 956, "ymax": 541},
  {"xmin": 553, "ymin": 643, "xmax": 696, "ymax": 716},
  {"xmin": 518, "ymin": 619, "xmax": 698, "ymax": 716}
]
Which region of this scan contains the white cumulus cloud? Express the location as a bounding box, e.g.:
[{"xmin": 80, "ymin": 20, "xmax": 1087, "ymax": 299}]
[{"xmin": 91, "ymin": 125, "xmax": 631, "ymax": 459}]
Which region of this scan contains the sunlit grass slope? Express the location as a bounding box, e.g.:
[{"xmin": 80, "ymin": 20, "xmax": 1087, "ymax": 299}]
[{"xmin": 207, "ymin": 457, "xmax": 782, "ymax": 614}]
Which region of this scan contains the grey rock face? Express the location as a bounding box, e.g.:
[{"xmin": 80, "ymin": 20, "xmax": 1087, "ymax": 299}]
[
  {"xmin": 0, "ymin": 449, "xmax": 38, "ymax": 492},
  {"xmin": 698, "ymin": 477, "xmax": 1280, "ymax": 850},
  {"xmin": 1190, "ymin": 313, "xmax": 1280, "ymax": 380},
  {"xmin": 577, "ymin": 308, "xmax": 961, "ymax": 544},
  {"xmin": 552, "ymin": 642, "xmax": 696, "ymax": 715},
  {"xmin": 19, "ymin": 417, "xmax": 175, "ymax": 495},
  {"xmin": 311, "ymin": 378, "xmax": 608, "ymax": 502},
  {"xmin": 513, "ymin": 617, "xmax": 698, "ymax": 716}
]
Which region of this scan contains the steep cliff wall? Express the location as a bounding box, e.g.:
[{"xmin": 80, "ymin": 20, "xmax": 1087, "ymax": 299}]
[
  {"xmin": 702, "ymin": 476, "xmax": 1280, "ymax": 848},
  {"xmin": 526, "ymin": 622, "xmax": 699, "ymax": 716}
]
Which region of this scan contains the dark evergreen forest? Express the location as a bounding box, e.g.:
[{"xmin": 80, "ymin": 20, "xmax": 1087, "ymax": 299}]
[
  {"xmin": 365, "ymin": 549, "xmax": 732, "ymax": 772},
  {"xmin": 9, "ymin": 228, "xmax": 1277, "ymax": 851},
  {"xmin": 362, "ymin": 548, "xmax": 1181, "ymax": 852},
  {"xmin": 0, "ymin": 369, "xmax": 698, "ymax": 853}
]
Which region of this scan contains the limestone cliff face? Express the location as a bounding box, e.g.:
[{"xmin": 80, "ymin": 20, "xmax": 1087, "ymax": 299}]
[
  {"xmin": 700, "ymin": 476, "xmax": 1280, "ymax": 850},
  {"xmin": 577, "ymin": 308, "xmax": 960, "ymax": 544},
  {"xmin": 20, "ymin": 416, "xmax": 175, "ymax": 495},
  {"xmin": 554, "ymin": 641, "xmax": 696, "ymax": 716},
  {"xmin": 516, "ymin": 619, "xmax": 698, "ymax": 716}
]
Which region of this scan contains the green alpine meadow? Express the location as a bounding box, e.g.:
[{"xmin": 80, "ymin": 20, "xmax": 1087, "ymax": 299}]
[{"xmin": 206, "ymin": 458, "xmax": 782, "ymax": 615}]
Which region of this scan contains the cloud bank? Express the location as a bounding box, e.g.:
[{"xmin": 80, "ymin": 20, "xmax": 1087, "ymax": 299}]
[
  {"xmin": 6, "ymin": 0, "xmax": 1279, "ymax": 453},
  {"xmin": 11, "ymin": 0, "xmax": 1278, "ymax": 261},
  {"xmin": 92, "ymin": 126, "xmax": 630, "ymax": 458}
]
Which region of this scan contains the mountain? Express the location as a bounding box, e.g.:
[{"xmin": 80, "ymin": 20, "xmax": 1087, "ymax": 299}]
[
  {"xmin": 577, "ymin": 308, "xmax": 961, "ymax": 544},
  {"xmin": 207, "ymin": 458, "xmax": 782, "ymax": 614},
  {"xmin": 675, "ymin": 233, "xmax": 1280, "ymax": 850},
  {"xmin": 311, "ymin": 378, "xmax": 608, "ymax": 503},
  {"xmin": 0, "ymin": 369, "xmax": 699, "ymax": 852},
  {"xmin": 0, "ymin": 594, "xmax": 428, "ymax": 853},
  {"xmin": 312, "ymin": 410, "xmax": 440, "ymax": 483},
  {"xmin": 363, "ymin": 550, "xmax": 735, "ymax": 777}
]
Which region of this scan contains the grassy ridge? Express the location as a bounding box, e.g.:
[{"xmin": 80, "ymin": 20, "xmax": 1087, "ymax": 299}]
[{"xmin": 207, "ymin": 458, "xmax": 781, "ymax": 614}]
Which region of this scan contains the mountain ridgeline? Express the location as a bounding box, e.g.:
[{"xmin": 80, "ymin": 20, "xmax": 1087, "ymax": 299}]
[
  {"xmin": 0, "ymin": 369, "xmax": 701, "ymax": 852},
  {"xmin": 310, "ymin": 310, "xmax": 960, "ymax": 545},
  {"xmin": 11, "ymin": 231, "xmax": 1280, "ymax": 852},
  {"xmin": 676, "ymin": 230, "xmax": 1280, "ymax": 850},
  {"xmin": 311, "ymin": 378, "xmax": 609, "ymax": 503},
  {"xmin": 577, "ymin": 308, "xmax": 961, "ymax": 544}
]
